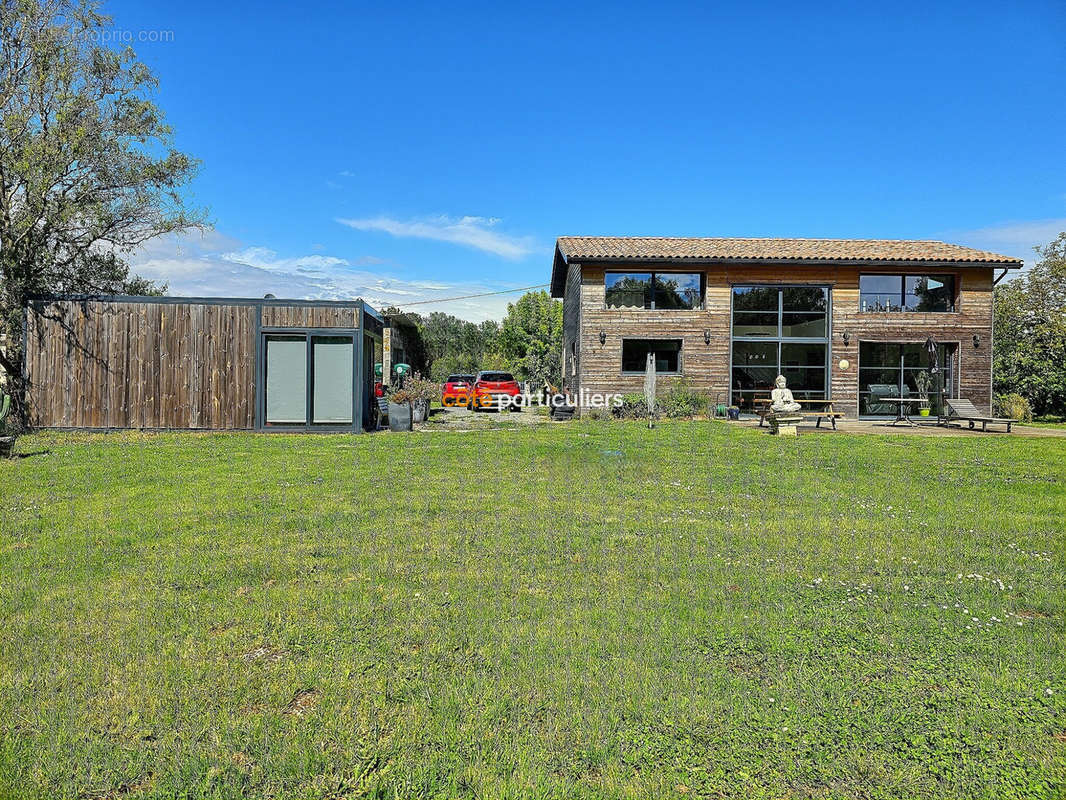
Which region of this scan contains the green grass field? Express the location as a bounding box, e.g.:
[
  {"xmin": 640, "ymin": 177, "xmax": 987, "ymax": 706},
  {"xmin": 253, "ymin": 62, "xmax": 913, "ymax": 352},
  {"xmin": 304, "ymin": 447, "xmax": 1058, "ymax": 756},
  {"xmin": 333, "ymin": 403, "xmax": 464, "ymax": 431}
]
[{"xmin": 2, "ymin": 423, "xmax": 1064, "ymax": 799}]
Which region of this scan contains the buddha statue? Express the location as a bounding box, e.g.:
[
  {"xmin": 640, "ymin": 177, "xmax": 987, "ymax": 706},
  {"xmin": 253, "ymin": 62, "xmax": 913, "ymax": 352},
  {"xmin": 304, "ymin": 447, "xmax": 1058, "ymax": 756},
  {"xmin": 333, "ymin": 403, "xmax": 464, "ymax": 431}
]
[{"xmin": 770, "ymin": 375, "xmax": 801, "ymax": 413}]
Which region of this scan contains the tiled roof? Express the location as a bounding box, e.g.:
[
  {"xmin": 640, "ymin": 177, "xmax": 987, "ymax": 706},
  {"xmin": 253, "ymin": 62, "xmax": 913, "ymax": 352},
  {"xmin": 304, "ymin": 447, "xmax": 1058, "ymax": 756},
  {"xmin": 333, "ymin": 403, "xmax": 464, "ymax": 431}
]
[
  {"xmin": 550, "ymin": 236, "xmax": 1021, "ymax": 296},
  {"xmin": 557, "ymin": 236, "xmax": 1020, "ymax": 264}
]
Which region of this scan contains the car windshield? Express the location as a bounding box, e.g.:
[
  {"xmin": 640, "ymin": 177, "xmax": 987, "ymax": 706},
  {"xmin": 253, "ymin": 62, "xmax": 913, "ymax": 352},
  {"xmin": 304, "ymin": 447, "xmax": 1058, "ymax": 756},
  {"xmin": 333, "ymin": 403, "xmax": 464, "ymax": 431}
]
[
  {"xmin": 446, "ymin": 375, "xmax": 474, "ymax": 383},
  {"xmin": 479, "ymin": 372, "xmax": 514, "ymax": 382}
]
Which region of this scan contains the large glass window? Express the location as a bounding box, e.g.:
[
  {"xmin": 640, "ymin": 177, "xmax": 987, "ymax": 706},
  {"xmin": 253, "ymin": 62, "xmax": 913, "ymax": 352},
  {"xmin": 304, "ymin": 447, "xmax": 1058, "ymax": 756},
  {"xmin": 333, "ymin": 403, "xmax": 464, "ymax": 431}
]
[
  {"xmin": 731, "ymin": 341, "xmax": 778, "ymax": 400},
  {"xmin": 606, "ymin": 272, "xmax": 703, "ymax": 310},
  {"xmin": 653, "ymin": 273, "xmax": 702, "ymax": 309},
  {"xmin": 605, "ymin": 272, "xmax": 652, "ymax": 308},
  {"xmin": 622, "ymin": 339, "xmax": 681, "ymax": 374},
  {"xmin": 265, "ymin": 335, "xmax": 307, "ymax": 424},
  {"xmin": 732, "ymin": 341, "xmax": 828, "ymax": 408},
  {"xmin": 264, "ymin": 332, "xmax": 357, "ymax": 427},
  {"xmin": 731, "ymin": 285, "xmax": 828, "ymax": 338},
  {"xmin": 731, "ymin": 286, "xmax": 829, "ymax": 409},
  {"xmin": 858, "ymin": 342, "xmax": 955, "ymax": 416},
  {"xmin": 859, "ymin": 275, "xmax": 956, "ymax": 312},
  {"xmin": 312, "ymin": 336, "xmax": 354, "ymax": 424}
]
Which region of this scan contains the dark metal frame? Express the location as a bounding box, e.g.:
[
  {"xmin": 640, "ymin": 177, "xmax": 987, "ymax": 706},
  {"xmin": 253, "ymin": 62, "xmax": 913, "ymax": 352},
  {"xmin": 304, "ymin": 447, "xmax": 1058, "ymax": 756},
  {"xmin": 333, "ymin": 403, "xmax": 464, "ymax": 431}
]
[
  {"xmin": 257, "ymin": 328, "xmax": 360, "ymax": 433},
  {"xmin": 603, "ymin": 270, "xmax": 706, "ymax": 311},
  {"xmin": 620, "ymin": 337, "xmax": 683, "ymax": 376},
  {"xmin": 856, "ymin": 339, "xmax": 959, "ymax": 419},
  {"xmin": 728, "ymin": 284, "xmax": 833, "ymax": 408},
  {"xmin": 856, "ymin": 273, "xmax": 959, "ymax": 313}
]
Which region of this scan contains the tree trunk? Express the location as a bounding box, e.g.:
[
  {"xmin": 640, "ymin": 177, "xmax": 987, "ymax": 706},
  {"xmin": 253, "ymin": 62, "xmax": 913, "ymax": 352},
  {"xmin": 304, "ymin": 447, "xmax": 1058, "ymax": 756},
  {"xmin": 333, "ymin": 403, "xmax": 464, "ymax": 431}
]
[{"xmin": 0, "ymin": 348, "xmax": 27, "ymax": 429}]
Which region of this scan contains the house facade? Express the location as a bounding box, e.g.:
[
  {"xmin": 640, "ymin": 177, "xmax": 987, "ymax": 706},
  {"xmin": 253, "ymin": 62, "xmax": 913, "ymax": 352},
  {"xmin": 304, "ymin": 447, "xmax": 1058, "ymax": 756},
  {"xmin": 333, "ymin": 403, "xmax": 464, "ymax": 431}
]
[
  {"xmin": 23, "ymin": 295, "xmax": 384, "ymax": 431},
  {"xmin": 551, "ymin": 237, "xmax": 1021, "ymax": 417}
]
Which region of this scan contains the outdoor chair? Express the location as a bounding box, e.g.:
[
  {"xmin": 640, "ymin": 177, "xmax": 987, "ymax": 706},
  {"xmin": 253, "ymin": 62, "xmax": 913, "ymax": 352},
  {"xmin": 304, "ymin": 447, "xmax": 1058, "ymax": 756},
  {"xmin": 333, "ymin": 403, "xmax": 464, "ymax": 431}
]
[{"xmin": 938, "ymin": 398, "xmax": 1015, "ymax": 432}]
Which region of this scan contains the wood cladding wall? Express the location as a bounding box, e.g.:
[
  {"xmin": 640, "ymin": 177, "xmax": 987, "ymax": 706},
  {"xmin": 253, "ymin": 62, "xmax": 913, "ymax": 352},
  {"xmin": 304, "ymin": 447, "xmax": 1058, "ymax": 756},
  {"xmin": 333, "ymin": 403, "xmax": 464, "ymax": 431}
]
[
  {"xmin": 572, "ymin": 263, "xmax": 997, "ymax": 415},
  {"xmin": 25, "ymin": 299, "xmax": 257, "ymax": 429},
  {"xmin": 260, "ymin": 305, "xmax": 361, "ymax": 329}
]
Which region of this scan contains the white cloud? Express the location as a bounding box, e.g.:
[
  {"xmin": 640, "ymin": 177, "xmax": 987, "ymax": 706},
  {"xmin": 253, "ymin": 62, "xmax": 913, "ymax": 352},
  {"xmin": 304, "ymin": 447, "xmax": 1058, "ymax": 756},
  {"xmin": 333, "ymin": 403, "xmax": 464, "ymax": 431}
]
[
  {"xmin": 336, "ymin": 214, "xmax": 535, "ymax": 259},
  {"xmin": 220, "ymin": 246, "xmax": 350, "ymax": 273},
  {"xmin": 125, "ymin": 232, "xmax": 522, "ymax": 321},
  {"xmin": 939, "ymin": 217, "xmax": 1066, "ymax": 268}
]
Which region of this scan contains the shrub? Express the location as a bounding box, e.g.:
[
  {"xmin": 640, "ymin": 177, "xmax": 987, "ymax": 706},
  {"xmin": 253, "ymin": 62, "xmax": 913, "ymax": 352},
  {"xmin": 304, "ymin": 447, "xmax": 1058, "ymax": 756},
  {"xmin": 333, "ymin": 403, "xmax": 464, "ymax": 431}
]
[
  {"xmin": 405, "ymin": 372, "xmax": 442, "ymax": 404},
  {"xmin": 994, "ymin": 392, "xmax": 1033, "ymax": 422},
  {"xmin": 388, "ymin": 388, "xmax": 414, "ymax": 405},
  {"xmin": 660, "ymin": 378, "xmax": 709, "ymax": 418},
  {"xmin": 612, "ymin": 393, "xmax": 649, "ymax": 419}
]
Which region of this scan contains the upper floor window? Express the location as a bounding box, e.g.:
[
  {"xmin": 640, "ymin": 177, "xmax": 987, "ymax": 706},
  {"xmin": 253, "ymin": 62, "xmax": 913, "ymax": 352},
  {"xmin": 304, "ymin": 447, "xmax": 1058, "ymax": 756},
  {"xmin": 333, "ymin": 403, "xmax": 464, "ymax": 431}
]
[
  {"xmin": 605, "ymin": 272, "xmax": 703, "ymax": 310},
  {"xmin": 859, "ymin": 274, "xmax": 956, "ymax": 312}
]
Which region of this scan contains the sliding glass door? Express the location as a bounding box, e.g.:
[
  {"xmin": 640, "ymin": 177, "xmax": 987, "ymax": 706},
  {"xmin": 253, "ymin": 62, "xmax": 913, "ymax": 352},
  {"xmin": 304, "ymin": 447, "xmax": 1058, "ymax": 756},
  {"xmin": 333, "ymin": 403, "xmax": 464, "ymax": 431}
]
[
  {"xmin": 263, "ymin": 332, "xmax": 356, "ymax": 428},
  {"xmin": 858, "ymin": 342, "xmax": 955, "ymax": 416}
]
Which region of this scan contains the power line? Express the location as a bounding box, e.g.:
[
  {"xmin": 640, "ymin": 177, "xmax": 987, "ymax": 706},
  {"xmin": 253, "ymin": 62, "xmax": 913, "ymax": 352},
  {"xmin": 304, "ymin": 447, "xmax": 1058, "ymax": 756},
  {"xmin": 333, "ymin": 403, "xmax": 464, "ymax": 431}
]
[{"xmin": 391, "ymin": 283, "xmax": 550, "ymax": 308}]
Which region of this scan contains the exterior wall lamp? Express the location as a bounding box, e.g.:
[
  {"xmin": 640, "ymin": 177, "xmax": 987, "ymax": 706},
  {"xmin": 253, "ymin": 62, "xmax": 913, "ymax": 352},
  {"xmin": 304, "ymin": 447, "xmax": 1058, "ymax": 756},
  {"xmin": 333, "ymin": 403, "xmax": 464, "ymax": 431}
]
[
  {"xmin": 841, "ymin": 331, "xmax": 851, "ymax": 347},
  {"xmin": 703, "ymin": 329, "xmax": 711, "ymax": 345},
  {"xmin": 599, "ymin": 330, "xmax": 607, "ymax": 346},
  {"xmin": 972, "ymin": 334, "xmax": 981, "ymax": 349}
]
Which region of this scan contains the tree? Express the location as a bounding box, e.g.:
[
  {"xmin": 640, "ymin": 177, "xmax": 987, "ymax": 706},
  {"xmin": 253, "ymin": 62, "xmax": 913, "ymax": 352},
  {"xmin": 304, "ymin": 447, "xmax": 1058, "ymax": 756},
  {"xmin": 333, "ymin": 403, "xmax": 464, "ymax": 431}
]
[
  {"xmin": 498, "ymin": 290, "xmax": 562, "ymax": 386},
  {"xmin": 417, "ymin": 311, "xmax": 500, "ymax": 375},
  {"xmin": 993, "ymin": 233, "xmax": 1066, "ymax": 416},
  {"xmin": 0, "ymin": 0, "xmax": 203, "ymax": 411}
]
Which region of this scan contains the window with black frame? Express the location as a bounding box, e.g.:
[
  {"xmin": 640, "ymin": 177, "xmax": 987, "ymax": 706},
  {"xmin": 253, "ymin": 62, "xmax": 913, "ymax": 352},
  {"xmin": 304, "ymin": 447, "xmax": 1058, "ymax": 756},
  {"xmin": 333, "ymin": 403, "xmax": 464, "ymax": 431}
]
[
  {"xmin": 730, "ymin": 285, "xmax": 829, "ymax": 410},
  {"xmin": 858, "ymin": 341, "xmax": 954, "ymax": 416},
  {"xmin": 265, "ymin": 335, "xmax": 307, "ymax": 424},
  {"xmin": 859, "ymin": 274, "xmax": 955, "ymax": 312},
  {"xmin": 621, "ymin": 339, "xmax": 681, "ymax": 374},
  {"xmin": 605, "ymin": 272, "xmax": 703, "ymax": 310},
  {"xmin": 264, "ymin": 332, "xmax": 357, "ymax": 427}
]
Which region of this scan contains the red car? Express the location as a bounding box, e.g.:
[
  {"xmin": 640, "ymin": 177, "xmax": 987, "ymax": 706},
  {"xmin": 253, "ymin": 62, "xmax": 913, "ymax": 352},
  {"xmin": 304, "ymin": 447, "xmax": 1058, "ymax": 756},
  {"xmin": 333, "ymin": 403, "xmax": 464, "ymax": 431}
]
[
  {"xmin": 441, "ymin": 374, "xmax": 475, "ymax": 407},
  {"xmin": 471, "ymin": 370, "xmax": 522, "ymax": 411}
]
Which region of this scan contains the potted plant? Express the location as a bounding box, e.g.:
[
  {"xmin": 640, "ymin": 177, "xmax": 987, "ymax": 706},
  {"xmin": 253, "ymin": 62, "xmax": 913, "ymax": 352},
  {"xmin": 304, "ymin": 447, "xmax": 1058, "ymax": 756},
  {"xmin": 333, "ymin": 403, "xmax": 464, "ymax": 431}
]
[
  {"xmin": 915, "ymin": 371, "xmax": 933, "ymax": 417},
  {"xmin": 0, "ymin": 390, "xmax": 15, "ymax": 458},
  {"xmin": 404, "ymin": 372, "xmax": 440, "ymax": 424},
  {"xmin": 387, "ymin": 388, "xmax": 414, "ymax": 432}
]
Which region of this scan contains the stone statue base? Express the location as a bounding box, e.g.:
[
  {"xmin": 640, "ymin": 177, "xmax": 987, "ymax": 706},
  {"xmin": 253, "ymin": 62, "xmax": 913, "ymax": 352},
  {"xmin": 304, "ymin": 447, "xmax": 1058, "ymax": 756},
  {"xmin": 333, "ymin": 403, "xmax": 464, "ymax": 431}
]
[{"xmin": 769, "ymin": 413, "xmax": 803, "ymax": 436}]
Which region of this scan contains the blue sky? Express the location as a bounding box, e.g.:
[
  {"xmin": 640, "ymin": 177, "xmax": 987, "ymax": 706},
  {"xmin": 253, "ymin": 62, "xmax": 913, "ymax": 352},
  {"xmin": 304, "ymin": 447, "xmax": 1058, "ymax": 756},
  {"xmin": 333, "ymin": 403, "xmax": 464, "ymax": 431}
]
[{"xmin": 109, "ymin": 0, "xmax": 1065, "ymax": 320}]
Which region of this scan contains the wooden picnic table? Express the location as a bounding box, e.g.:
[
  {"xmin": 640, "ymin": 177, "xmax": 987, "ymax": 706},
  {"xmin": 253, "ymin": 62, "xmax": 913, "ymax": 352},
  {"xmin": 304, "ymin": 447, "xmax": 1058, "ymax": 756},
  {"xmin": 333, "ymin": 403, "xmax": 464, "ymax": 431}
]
[{"xmin": 754, "ymin": 398, "xmax": 845, "ymax": 430}]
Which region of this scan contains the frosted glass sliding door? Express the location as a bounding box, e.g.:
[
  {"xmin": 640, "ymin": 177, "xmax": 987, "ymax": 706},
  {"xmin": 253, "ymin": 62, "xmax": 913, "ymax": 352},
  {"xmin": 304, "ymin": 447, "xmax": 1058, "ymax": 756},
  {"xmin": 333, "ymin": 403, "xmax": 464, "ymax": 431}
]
[
  {"xmin": 312, "ymin": 336, "xmax": 354, "ymax": 423},
  {"xmin": 265, "ymin": 335, "xmax": 307, "ymax": 423}
]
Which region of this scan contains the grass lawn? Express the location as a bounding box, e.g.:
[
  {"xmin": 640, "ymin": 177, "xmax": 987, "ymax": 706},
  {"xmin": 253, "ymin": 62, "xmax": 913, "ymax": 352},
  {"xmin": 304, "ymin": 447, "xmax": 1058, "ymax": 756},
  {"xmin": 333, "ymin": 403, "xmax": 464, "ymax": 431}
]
[
  {"xmin": 1027, "ymin": 416, "xmax": 1066, "ymax": 430},
  {"xmin": 2, "ymin": 422, "xmax": 1064, "ymax": 799}
]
